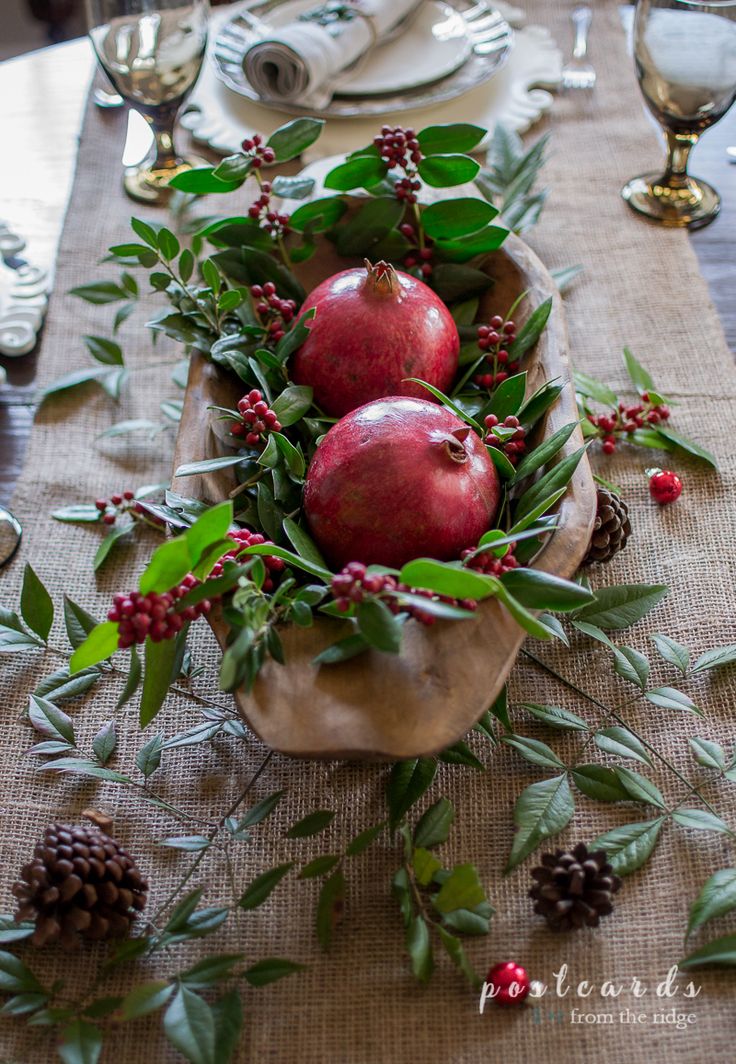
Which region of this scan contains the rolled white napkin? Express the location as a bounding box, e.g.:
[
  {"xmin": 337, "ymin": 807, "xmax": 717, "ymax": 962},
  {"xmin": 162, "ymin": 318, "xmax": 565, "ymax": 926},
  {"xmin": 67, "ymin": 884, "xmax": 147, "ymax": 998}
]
[{"xmin": 243, "ymin": 0, "xmax": 422, "ymax": 109}]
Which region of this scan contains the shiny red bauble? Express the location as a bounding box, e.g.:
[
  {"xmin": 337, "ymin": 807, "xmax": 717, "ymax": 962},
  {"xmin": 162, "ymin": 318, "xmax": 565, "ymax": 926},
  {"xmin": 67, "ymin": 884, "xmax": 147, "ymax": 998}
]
[
  {"xmin": 648, "ymin": 468, "xmax": 682, "ymax": 505},
  {"xmin": 485, "ymin": 961, "xmax": 531, "ymax": 1007},
  {"xmin": 303, "ymin": 396, "xmax": 500, "ymax": 570},
  {"xmin": 291, "ymin": 260, "xmax": 459, "ymax": 417}
]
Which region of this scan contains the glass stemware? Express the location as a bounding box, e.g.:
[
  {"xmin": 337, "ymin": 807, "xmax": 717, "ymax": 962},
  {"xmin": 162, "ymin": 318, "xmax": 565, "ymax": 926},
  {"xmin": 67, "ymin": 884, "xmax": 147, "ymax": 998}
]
[
  {"xmin": 622, "ymin": 0, "xmax": 736, "ymax": 229},
  {"xmin": 85, "ymin": 0, "xmax": 210, "ymax": 205}
]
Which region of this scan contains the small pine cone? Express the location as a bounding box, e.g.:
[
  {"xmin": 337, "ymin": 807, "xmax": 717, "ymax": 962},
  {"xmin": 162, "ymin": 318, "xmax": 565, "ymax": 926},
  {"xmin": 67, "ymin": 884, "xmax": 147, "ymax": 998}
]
[
  {"xmin": 529, "ymin": 842, "xmax": 621, "ymax": 932},
  {"xmin": 583, "ymin": 486, "xmax": 631, "ymax": 565},
  {"xmin": 12, "ymin": 821, "xmax": 148, "ymax": 949}
]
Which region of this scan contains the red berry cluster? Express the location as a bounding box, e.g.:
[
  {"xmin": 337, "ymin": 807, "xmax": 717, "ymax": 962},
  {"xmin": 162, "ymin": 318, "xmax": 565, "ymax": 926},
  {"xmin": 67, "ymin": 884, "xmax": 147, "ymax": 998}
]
[
  {"xmin": 241, "ymin": 133, "xmax": 275, "ymax": 167},
  {"xmin": 108, "ymin": 575, "xmax": 211, "ymax": 650},
  {"xmin": 589, "ymin": 392, "xmax": 671, "ymax": 455},
  {"xmin": 229, "ymin": 388, "xmax": 282, "ymax": 446},
  {"xmin": 95, "ymin": 490, "xmax": 136, "ymax": 526},
  {"xmin": 474, "ymin": 316, "xmax": 520, "ymax": 390},
  {"xmin": 484, "ymin": 414, "xmax": 527, "ymax": 465},
  {"xmin": 461, "ymin": 543, "xmax": 519, "ymax": 576},
  {"xmin": 330, "ymin": 562, "xmax": 477, "ymax": 627},
  {"xmin": 399, "ymin": 222, "xmax": 434, "ymax": 278},
  {"xmin": 250, "ymin": 282, "xmax": 297, "ymax": 344},
  {"xmin": 210, "ymin": 528, "xmax": 286, "ymax": 591},
  {"xmin": 373, "ymin": 126, "xmax": 424, "ymax": 205},
  {"xmin": 247, "ymin": 181, "xmax": 290, "ymax": 239}
]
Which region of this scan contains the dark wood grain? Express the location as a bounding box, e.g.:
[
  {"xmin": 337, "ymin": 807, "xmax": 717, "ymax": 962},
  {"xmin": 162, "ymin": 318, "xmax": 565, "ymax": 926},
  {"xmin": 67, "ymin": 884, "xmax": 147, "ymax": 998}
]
[{"xmin": 0, "ymin": 40, "xmax": 734, "ymax": 507}]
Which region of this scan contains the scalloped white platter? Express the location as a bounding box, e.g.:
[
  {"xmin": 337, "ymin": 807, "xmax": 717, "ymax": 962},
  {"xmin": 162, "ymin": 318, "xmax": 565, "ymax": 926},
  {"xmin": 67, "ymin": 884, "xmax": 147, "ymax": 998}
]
[
  {"xmin": 0, "ymin": 222, "xmax": 49, "ymax": 358},
  {"xmin": 182, "ymin": 4, "xmax": 561, "ymax": 160}
]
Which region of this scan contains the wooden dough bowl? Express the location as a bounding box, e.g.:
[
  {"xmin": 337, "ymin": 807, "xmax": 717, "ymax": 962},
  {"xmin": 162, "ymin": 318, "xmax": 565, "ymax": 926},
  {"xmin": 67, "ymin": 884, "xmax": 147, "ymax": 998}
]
[{"xmin": 172, "ymin": 225, "xmax": 597, "ymax": 761}]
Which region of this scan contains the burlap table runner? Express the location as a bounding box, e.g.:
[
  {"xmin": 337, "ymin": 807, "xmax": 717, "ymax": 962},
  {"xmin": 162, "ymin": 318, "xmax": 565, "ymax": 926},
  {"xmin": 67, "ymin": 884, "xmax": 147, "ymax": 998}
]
[{"xmin": 2, "ymin": 3, "xmax": 736, "ymax": 1060}]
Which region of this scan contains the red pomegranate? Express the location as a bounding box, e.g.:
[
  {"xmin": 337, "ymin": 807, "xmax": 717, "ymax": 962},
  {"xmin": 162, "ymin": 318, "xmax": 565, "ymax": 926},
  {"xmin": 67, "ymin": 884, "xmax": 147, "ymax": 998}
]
[
  {"xmin": 303, "ymin": 396, "xmax": 500, "ymax": 570},
  {"xmin": 291, "ymin": 260, "xmax": 459, "ymax": 417}
]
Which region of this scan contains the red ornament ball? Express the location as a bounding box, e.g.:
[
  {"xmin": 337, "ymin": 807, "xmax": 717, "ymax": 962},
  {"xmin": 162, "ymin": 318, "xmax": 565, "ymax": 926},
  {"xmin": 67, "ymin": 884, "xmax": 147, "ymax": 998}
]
[
  {"xmin": 648, "ymin": 468, "xmax": 682, "ymax": 505},
  {"xmin": 485, "ymin": 961, "xmax": 531, "ymax": 1007}
]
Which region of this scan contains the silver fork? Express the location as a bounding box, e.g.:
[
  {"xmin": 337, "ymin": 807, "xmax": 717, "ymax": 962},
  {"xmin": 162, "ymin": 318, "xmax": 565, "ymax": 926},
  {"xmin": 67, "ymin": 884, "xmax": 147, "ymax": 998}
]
[{"xmin": 562, "ymin": 6, "xmax": 596, "ymax": 91}]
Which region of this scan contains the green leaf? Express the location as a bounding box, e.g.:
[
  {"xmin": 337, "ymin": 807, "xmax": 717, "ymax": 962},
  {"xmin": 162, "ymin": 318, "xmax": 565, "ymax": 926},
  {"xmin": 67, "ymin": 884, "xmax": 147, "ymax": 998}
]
[
  {"xmin": 139, "ymin": 538, "xmax": 192, "ymax": 597},
  {"xmin": 28, "ymin": 694, "xmax": 75, "ymax": 744},
  {"xmin": 244, "ymin": 958, "xmax": 305, "ymax": 987},
  {"xmin": 421, "ymin": 198, "xmax": 496, "ymax": 239},
  {"xmin": 316, "ymin": 869, "xmax": 346, "ymax": 950},
  {"xmin": 434, "ymin": 864, "xmax": 486, "ymax": 914},
  {"xmin": 65, "ymin": 598, "xmax": 101, "ymax": 651},
  {"xmin": 614, "ymin": 767, "xmax": 666, "ymax": 808},
  {"xmin": 613, "ymin": 646, "xmax": 651, "ymax": 690},
  {"xmin": 289, "ymin": 195, "xmax": 347, "ymax": 233},
  {"xmin": 238, "ymin": 790, "xmax": 284, "ymax": 829},
  {"xmin": 680, "ymin": 932, "xmax": 736, "ymax": 969},
  {"xmin": 689, "ymin": 737, "xmax": 726, "ymax": 771},
  {"xmin": 572, "ymin": 765, "xmax": 630, "ymax": 802},
  {"xmin": 405, "ymin": 916, "xmax": 433, "ymax": 982},
  {"xmin": 501, "ymin": 569, "xmax": 593, "ymax": 611},
  {"xmin": 92, "ymin": 523, "xmax": 132, "ymax": 572},
  {"xmin": 163, "ymin": 986, "xmax": 216, "ymax": 1064},
  {"xmin": 655, "ymin": 426, "xmax": 717, "ymax": 469},
  {"xmin": 0, "ymin": 950, "xmax": 43, "ymax": 992},
  {"xmin": 271, "ymin": 384, "xmax": 313, "ymax": 427},
  {"xmin": 52, "ymin": 503, "xmax": 103, "ymax": 523},
  {"xmin": 431, "ymin": 264, "xmax": 493, "ymax": 302},
  {"xmin": 673, "ymin": 809, "xmax": 730, "ymax": 834},
  {"xmin": 170, "ymin": 166, "xmax": 242, "ymax": 195},
  {"xmin": 175, "ymin": 454, "xmax": 247, "ymax": 478},
  {"xmin": 595, "ymin": 727, "xmax": 652, "ymax": 766},
  {"xmin": 651, "ymin": 633, "xmax": 690, "ymax": 674},
  {"xmin": 283, "ymin": 518, "xmax": 328, "ymax": 569},
  {"xmin": 92, "ymin": 721, "xmax": 117, "ymax": 765},
  {"xmin": 514, "ymin": 446, "xmax": 587, "ymax": 521},
  {"xmin": 534, "ymin": 613, "xmax": 570, "ymax": 645},
  {"xmin": 574, "ymin": 369, "xmax": 618, "ymax": 407},
  {"xmin": 212, "ymin": 153, "xmax": 252, "ymax": 184},
  {"xmin": 185, "ymin": 501, "xmax": 233, "ymax": 568},
  {"xmin": 38, "ymin": 758, "xmax": 132, "ymax": 784},
  {"xmin": 136, "ymin": 734, "xmax": 163, "ymax": 777},
  {"xmin": 83, "ymin": 335, "xmax": 124, "ymax": 366},
  {"xmin": 387, "ymin": 758, "xmax": 437, "ymax": 830},
  {"xmin": 120, "ymin": 981, "xmax": 174, "ymax": 1020},
  {"xmin": 324, "ymin": 154, "xmax": 386, "ymax": 191},
  {"xmin": 33, "ymin": 666, "xmax": 99, "ymax": 703},
  {"xmin": 502, "ymin": 735, "xmax": 565, "ymax": 770},
  {"xmin": 299, "ymin": 854, "xmax": 341, "ymax": 879},
  {"xmin": 267, "ymin": 116, "xmax": 324, "ymax": 161},
  {"xmin": 116, "ymin": 644, "xmax": 142, "ymax": 710},
  {"xmin": 0, "ymin": 918, "xmax": 35, "ymax": 945},
  {"xmin": 439, "ymin": 740, "xmax": 484, "ymax": 770},
  {"xmin": 399, "ymin": 558, "xmax": 496, "ymax": 601},
  {"xmin": 493, "ymin": 582, "xmax": 553, "ymax": 640},
  {"xmin": 692, "ymin": 645, "xmax": 736, "ymax": 673},
  {"xmin": 333, "ymin": 197, "xmax": 404, "ymax": 256},
  {"xmin": 179, "ymin": 955, "xmax": 245, "ymax": 990},
  {"xmin": 506, "ymin": 774, "xmax": 574, "ymax": 871},
  {"xmin": 622, "ymin": 346, "xmax": 657, "ymax": 395},
  {"xmin": 140, "ymin": 636, "xmax": 179, "ymax": 728},
  {"xmin": 58, "ymin": 1019, "xmax": 103, "ymax": 1064},
  {"xmin": 512, "ymin": 422, "xmax": 579, "ymax": 483},
  {"xmin": 508, "ymin": 298, "xmax": 552, "ymax": 361},
  {"xmin": 417, "ymin": 123, "xmax": 486, "ymax": 155},
  {"xmin": 518, "ymin": 380, "xmax": 564, "ymax": 429},
  {"xmin": 286, "ymin": 810, "xmax": 335, "ymax": 838},
  {"xmin": 591, "ymin": 819, "xmax": 665, "ymax": 875},
  {"xmin": 20, "ymin": 563, "xmax": 54, "ymax": 642},
  {"xmin": 438, "ymin": 926, "xmax": 481, "ymax": 988},
  {"xmin": 69, "ymin": 280, "xmax": 127, "ymax": 304},
  {"xmin": 418, "ymin": 153, "xmax": 480, "ymax": 187},
  {"xmin": 575, "ymin": 584, "xmax": 668, "ymax": 630},
  {"xmin": 212, "ymin": 989, "xmax": 243, "ymax": 1063},
  {"xmin": 412, "ymin": 847, "xmax": 442, "ymax": 886},
  {"xmin": 357, "ymin": 598, "xmax": 402, "ymax": 653},
  {"xmin": 550, "ymin": 264, "xmax": 584, "ymax": 292},
  {"xmin": 345, "ymin": 822, "xmax": 385, "ymax": 857},
  {"xmin": 645, "ymin": 686, "xmax": 701, "ymax": 715},
  {"xmin": 238, "ymin": 863, "xmax": 294, "ymax": 910},
  {"xmin": 523, "ymin": 703, "xmax": 588, "ymax": 731},
  {"xmin": 161, "ymin": 835, "xmax": 210, "ymax": 852},
  {"xmin": 312, "ymin": 632, "xmax": 370, "ymax": 666},
  {"xmin": 69, "ymin": 621, "xmax": 119, "ymax": 673},
  {"xmin": 483, "ymin": 372, "xmax": 527, "ymax": 422},
  {"xmin": 414, "ymin": 798, "xmax": 455, "ymax": 849},
  {"xmin": 687, "ymin": 869, "xmax": 736, "ymax": 938}
]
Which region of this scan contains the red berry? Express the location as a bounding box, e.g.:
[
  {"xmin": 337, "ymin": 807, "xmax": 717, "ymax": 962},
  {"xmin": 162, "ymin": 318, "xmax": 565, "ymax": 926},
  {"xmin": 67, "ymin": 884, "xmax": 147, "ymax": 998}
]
[
  {"xmin": 649, "ymin": 468, "xmax": 682, "ymax": 505},
  {"xmin": 485, "ymin": 961, "xmax": 530, "ymax": 1007},
  {"xmin": 103, "ymin": 513, "xmax": 116, "ymax": 525},
  {"xmin": 95, "ymin": 499, "xmax": 107, "ymax": 511},
  {"xmin": 123, "ymin": 490, "xmax": 134, "ymax": 501},
  {"xmin": 602, "ymin": 439, "xmax": 616, "ymax": 455},
  {"xmin": 111, "ymin": 493, "xmax": 123, "ymax": 506},
  {"xmin": 490, "ymin": 315, "xmax": 503, "ymax": 329}
]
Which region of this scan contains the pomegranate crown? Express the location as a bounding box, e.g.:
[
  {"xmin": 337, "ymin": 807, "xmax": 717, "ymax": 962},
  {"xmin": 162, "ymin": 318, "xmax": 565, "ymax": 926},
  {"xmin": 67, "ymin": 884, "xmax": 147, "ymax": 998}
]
[
  {"xmin": 363, "ymin": 259, "xmax": 399, "ymax": 295},
  {"xmin": 443, "ymin": 426, "xmax": 471, "ymax": 464}
]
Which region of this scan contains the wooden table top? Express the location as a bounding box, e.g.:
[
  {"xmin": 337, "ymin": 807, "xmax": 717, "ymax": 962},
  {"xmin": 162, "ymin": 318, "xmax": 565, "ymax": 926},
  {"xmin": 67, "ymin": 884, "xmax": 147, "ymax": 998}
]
[{"xmin": 0, "ymin": 37, "xmax": 734, "ymax": 507}]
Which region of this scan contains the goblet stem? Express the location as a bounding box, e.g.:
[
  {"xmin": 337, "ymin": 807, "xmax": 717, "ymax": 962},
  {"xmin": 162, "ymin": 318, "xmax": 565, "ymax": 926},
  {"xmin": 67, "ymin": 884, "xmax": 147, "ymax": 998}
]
[
  {"xmin": 662, "ymin": 129, "xmax": 698, "ymax": 186},
  {"xmin": 146, "ymin": 107, "xmax": 184, "ymax": 172}
]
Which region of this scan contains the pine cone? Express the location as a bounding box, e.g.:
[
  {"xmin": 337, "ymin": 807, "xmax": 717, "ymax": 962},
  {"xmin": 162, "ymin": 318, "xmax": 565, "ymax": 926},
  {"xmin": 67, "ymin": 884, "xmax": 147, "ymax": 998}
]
[
  {"xmin": 583, "ymin": 486, "xmax": 631, "ymax": 565},
  {"xmin": 529, "ymin": 842, "xmax": 621, "ymax": 932},
  {"xmin": 12, "ymin": 819, "xmax": 148, "ymax": 948}
]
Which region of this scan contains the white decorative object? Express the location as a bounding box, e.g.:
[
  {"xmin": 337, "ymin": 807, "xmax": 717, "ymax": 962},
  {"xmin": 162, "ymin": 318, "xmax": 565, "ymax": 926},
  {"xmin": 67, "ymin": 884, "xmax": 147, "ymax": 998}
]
[
  {"xmin": 182, "ymin": 6, "xmax": 561, "ymax": 159},
  {"xmin": 0, "ymin": 223, "xmax": 49, "ymax": 358}
]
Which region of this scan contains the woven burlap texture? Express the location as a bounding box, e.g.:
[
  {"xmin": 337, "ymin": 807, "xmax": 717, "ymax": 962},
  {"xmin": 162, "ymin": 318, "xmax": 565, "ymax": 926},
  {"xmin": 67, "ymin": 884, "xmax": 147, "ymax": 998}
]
[{"xmin": 1, "ymin": 3, "xmax": 735, "ymax": 1061}]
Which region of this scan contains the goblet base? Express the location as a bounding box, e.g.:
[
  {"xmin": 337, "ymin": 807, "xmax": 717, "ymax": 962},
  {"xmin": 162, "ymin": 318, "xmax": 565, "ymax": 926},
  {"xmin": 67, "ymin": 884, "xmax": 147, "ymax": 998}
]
[
  {"xmin": 123, "ymin": 154, "xmax": 209, "ymax": 206},
  {"xmin": 621, "ymin": 171, "xmax": 721, "ymax": 230}
]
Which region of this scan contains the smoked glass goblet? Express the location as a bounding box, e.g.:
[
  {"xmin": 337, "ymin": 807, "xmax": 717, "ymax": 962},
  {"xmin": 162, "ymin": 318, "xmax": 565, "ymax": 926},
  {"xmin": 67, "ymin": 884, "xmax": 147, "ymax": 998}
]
[{"xmin": 622, "ymin": 0, "xmax": 736, "ymax": 229}]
